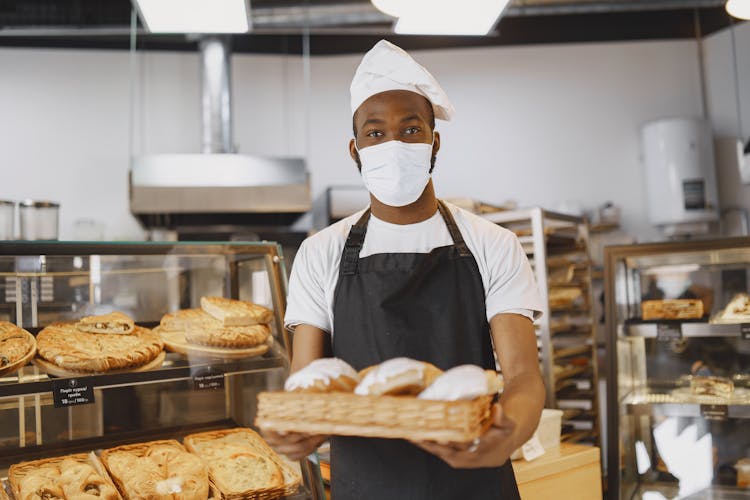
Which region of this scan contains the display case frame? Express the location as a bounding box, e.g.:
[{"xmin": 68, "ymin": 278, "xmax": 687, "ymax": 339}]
[
  {"xmin": 604, "ymin": 236, "xmax": 750, "ymax": 499},
  {"xmin": 0, "ymin": 241, "xmax": 324, "ymax": 499}
]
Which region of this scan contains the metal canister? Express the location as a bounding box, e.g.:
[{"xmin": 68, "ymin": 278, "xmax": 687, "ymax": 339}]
[
  {"xmin": 0, "ymin": 200, "xmax": 14, "ymax": 240},
  {"xmin": 19, "ymin": 200, "xmax": 60, "ymax": 240}
]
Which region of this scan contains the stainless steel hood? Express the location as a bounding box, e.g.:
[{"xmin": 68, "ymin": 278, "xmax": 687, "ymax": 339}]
[{"xmin": 129, "ymin": 36, "xmax": 311, "ymax": 229}]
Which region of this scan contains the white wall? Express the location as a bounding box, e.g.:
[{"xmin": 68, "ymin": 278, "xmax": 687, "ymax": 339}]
[
  {"xmin": 702, "ymin": 22, "xmax": 750, "ymax": 222},
  {"xmin": 0, "ymin": 38, "xmax": 707, "ymax": 240}
]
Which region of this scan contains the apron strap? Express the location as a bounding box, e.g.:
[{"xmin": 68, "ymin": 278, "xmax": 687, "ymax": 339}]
[
  {"xmin": 437, "ymin": 200, "xmax": 472, "ymax": 257},
  {"xmin": 341, "ymin": 208, "xmax": 372, "ymax": 276}
]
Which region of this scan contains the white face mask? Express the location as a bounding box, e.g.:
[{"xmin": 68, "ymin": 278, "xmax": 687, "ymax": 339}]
[{"xmin": 357, "ymin": 137, "xmax": 434, "ymax": 207}]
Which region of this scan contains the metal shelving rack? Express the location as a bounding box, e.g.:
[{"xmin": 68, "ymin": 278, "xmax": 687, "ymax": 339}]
[{"xmin": 483, "ymin": 207, "xmax": 600, "ymax": 446}]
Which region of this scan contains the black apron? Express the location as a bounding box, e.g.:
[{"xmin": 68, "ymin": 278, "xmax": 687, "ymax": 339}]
[{"xmin": 331, "ymin": 200, "xmax": 520, "ymax": 500}]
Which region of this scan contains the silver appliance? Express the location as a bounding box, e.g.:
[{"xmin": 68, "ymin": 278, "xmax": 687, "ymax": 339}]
[
  {"xmin": 129, "ymin": 37, "xmax": 311, "ymax": 241},
  {"xmin": 19, "ymin": 200, "xmax": 59, "ymax": 240},
  {"xmin": 0, "ymin": 200, "xmax": 15, "ymax": 240}
]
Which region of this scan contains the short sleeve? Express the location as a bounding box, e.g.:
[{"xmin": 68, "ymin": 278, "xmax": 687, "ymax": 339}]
[
  {"xmin": 484, "ymin": 232, "xmax": 544, "ymax": 322},
  {"xmin": 284, "ymin": 239, "xmax": 332, "ymax": 333}
]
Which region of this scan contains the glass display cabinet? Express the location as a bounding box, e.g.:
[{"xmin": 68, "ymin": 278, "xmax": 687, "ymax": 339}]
[
  {"xmin": 604, "ymin": 237, "xmax": 750, "ymax": 499},
  {"xmin": 0, "ymin": 241, "xmax": 324, "ymax": 499}
]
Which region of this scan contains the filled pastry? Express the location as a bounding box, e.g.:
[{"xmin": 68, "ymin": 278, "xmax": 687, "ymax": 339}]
[
  {"xmin": 284, "ymin": 358, "xmax": 360, "ymax": 392},
  {"xmin": 10, "ymin": 454, "xmax": 121, "ymax": 500},
  {"xmin": 76, "ymin": 312, "xmax": 134, "ymax": 335},
  {"xmin": 0, "ymin": 322, "xmax": 35, "ymax": 374},
  {"xmin": 200, "ymin": 297, "xmax": 274, "ymax": 326},
  {"xmin": 418, "ymin": 365, "xmax": 501, "ymax": 401},
  {"xmin": 354, "ymin": 357, "xmax": 443, "ymax": 396},
  {"xmin": 101, "ymin": 440, "xmax": 208, "ymax": 500},
  {"xmin": 159, "ymin": 309, "xmax": 270, "ymax": 349},
  {"xmin": 37, "ymin": 323, "xmax": 163, "ymax": 373}
]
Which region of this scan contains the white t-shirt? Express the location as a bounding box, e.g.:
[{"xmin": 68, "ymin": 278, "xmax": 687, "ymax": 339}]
[{"xmin": 285, "ymin": 202, "xmax": 544, "ymax": 334}]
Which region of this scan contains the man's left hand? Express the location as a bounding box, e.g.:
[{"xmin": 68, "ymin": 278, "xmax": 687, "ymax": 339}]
[{"xmin": 411, "ymin": 402, "xmax": 518, "ymax": 469}]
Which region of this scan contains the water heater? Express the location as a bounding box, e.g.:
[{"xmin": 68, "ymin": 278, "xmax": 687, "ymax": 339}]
[{"xmin": 642, "ymin": 118, "xmax": 719, "ymax": 234}]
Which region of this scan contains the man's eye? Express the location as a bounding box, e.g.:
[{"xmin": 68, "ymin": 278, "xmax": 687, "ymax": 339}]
[
  {"xmin": 366, "ymin": 130, "xmax": 383, "ymax": 138},
  {"xmin": 405, "ymin": 127, "xmax": 420, "ymax": 135}
]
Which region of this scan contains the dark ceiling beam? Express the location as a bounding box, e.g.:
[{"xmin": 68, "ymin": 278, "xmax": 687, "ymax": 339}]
[{"xmin": 0, "ymin": 6, "xmax": 740, "ymax": 54}]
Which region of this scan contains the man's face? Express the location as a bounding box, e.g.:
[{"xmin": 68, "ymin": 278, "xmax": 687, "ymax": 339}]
[{"xmin": 349, "ymin": 90, "xmax": 439, "ymax": 171}]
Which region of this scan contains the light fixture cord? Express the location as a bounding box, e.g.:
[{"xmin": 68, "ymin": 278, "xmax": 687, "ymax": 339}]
[{"xmin": 730, "ymin": 17, "xmax": 745, "ymax": 142}]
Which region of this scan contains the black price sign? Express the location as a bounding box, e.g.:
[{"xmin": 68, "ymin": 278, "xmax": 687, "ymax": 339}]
[
  {"xmin": 52, "ymin": 378, "xmax": 95, "ymax": 408},
  {"xmin": 656, "ymin": 323, "xmax": 682, "ymax": 341},
  {"xmin": 193, "ymin": 367, "xmax": 225, "ymax": 391},
  {"xmin": 741, "ymin": 324, "xmax": 750, "ymax": 340},
  {"xmin": 700, "ymin": 404, "xmax": 728, "ymax": 420}
]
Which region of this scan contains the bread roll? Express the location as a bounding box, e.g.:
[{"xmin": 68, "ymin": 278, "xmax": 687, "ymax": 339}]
[
  {"xmin": 418, "ymin": 365, "xmax": 500, "ymax": 401},
  {"xmin": 284, "ymin": 358, "xmax": 359, "ymax": 392},
  {"xmin": 354, "ymin": 358, "xmax": 443, "ymax": 396}
]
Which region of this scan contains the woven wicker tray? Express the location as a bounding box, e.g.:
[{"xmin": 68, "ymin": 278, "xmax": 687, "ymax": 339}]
[
  {"xmin": 101, "ymin": 439, "xmax": 219, "ymax": 500},
  {"xmin": 184, "ymin": 428, "xmax": 301, "ymax": 500},
  {"xmin": 255, "ymin": 392, "xmax": 494, "ymax": 443},
  {"xmin": 8, "ymin": 452, "xmax": 122, "ymax": 500}
]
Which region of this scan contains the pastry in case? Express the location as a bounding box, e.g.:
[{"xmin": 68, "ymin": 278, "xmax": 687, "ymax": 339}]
[
  {"xmin": 713, "ymin": 293, "xmax": 750, "ymax": 324},
  {"xmin": 184, "ymin": 428, "xmax": 301, "ymax": 499},
  {"xmin": 76, "ymin": 312, "xmax": 134, "ymax": 335},
  {"xmin": 0, "ymin": 322, "xmax": 36, "ymax": 377},
  {"xmin": 641, "ymin": 299, "xmax": 704, "ymax": 320},
  {"xmin": 200, "ymin": 297, "xmax": 274, "ymax": 327},
  {"xmin": 101, "ymin": 440, "xmax": 209, "ymax": 500},
  {"xmin": 159, "ymin": 309, "xmax": 270, "ymax": 349},
  {"xmin": 690, "ymin": 375, "xmax": 734, "ymax": 398},
  {"xmin": 36, "ymin": 322, "xmax": 163, "ymax": 373},
  {"xmin": 9, "ymin": 452, "xmax": 121, "ymax": 500}
]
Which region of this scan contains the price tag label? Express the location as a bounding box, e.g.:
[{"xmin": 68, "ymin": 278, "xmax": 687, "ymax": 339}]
[
  {"xmin": 741, "ymin": 324, "xmax": 750, "ymax": 340},
  {"xmin": 700, "ymin": 404, "xmax": 728, "ymax": 420},
  {"xmin": 193, "ymin": 367, "xmax": 225, "ymax": 391},
  {"xmin": 656, "ymin": 323, "xmax": 682, "ymax": 341},
  {"xmin": 52, "ymin": 378, "xmax": 95, "ymax": 408}
]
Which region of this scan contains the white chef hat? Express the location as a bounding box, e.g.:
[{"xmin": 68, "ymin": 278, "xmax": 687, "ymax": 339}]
[{"xmin": 350, "ymin": 39, "xmax": 455, "ymax": 121}]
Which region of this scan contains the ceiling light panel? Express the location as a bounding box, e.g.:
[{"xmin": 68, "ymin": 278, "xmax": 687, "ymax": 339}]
[{"xmin": 134, "ymin": 0, "xmax": 251, "ymax": 34}]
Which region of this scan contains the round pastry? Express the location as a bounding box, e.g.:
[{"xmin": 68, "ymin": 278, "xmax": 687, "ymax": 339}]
[
  {"xmin": 284, "ymin": 358, "xmax": 360, "ymax": 392},
  {"xmin": 354, "ymin": 357, "xmax": 443, "ymax": 396},
  {"xmin": 37, "ymin": 323, "xmax": 163, "ymax": 373},
  {"xmin": 0, "ymin": 321, "xmax": 35, "ymax": 372},
  {"xmin": 418, "ymin": 365, "xmax": 501, "ymax": 401}
]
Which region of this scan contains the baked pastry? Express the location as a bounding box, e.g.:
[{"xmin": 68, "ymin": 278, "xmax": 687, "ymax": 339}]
[
  {"xmin": 354, "ymin": 358, "xmax": 443, "ymax": 396},
  {"xmin": 418, "ymin": 365, "xmax": 501, "ymax": 401},
  {"xmin": 9, "ymin": 454, "xmax": 120, "ymax": 500},
  {"xmin": 184, "ymin": 428, "xmax": 299, "ymax": 497},
  {"xmin": 101, "ymin": 440, "xmax": 208, "ymax": 500},
  {"xmin": 201, "ymin": 297, "xmax": 273, "ymax": 326},
  {"xmin": 642, "ymin": 299, "xmax": 704, "ymax": 320},
  {"xmin": 37, "ymin": 323, "xmax": 163, "ymax": 373},
  {"xmin": 691, "ymin": 375, "xmax": 734, "ymax": 398},
  {"xmin": 0, "ymin": 322, "xmax": 35, "ymax": 372},
  {"xmin": 0, "ymin": 483, "xmax": 9, "ymax": 500},
  {"xmin": 715, "ymin": 293, "xmax": 750, "ymax": 323},
  {"xmin": 76, "ymin": 312, "xmax": 134, "ymax": 335},
  {"xmin": 284, "ymin": 358, "xmax": 360, "ymax": 392},
  {"xmin": 160, "ymin": 309, "xmax": 270, "ymax": 348},
  {"xmin": 548, "ymin": 287, "xmax": 583, "ymax": 310}
]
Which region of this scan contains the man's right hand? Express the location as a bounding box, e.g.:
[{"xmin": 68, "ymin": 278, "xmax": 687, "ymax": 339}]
[{"xmin": 262, "ymin": 430, "xmax": 328, "ymax": 461}]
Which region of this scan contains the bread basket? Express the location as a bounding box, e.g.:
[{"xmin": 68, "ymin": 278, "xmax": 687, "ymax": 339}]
[{"xmin": 255, "ymin": 392, "xmax": 494, "ymax": 443}]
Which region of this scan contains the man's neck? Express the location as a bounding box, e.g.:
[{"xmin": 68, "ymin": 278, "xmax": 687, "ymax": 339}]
[{"xmin": 369, "ymin": 181, "xmax": 439, "ymax": 225}]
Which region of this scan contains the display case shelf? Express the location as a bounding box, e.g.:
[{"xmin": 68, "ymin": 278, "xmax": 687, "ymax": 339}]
[
  {"xmin": 626, "ymin": 320, "xmax": 749, "ymax": 338},
  {"xmin": 0, "ymin": 351, "xmax": 287, "ymax": 399}
]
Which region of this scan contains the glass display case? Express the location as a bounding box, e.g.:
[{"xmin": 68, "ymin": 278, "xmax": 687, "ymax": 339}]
[
  {"xmin": 604, "ymin": 237, "xmax": 750, "ymax": 499},
  {"xmin": 0, "ymin": 241, "xmax": 324, "ymax": 499}
]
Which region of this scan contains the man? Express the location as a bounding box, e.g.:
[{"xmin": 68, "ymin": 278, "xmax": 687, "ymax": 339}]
[{"xmin": 264, "ymin": 40, "xmax": 545, "ymax": 499}]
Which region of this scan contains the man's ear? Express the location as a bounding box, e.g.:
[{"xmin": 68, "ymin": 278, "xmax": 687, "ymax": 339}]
[
  {"xmin": 432, "ymin": 131, "xmax": 441, "ymax": 156},
  {"xmin": 349, "ymin": 138, "xmax": 361, "ymax": 170}
]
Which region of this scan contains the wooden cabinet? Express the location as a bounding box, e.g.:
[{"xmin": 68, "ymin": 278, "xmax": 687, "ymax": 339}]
[{"xmin": 513, "ymin": 443, "xmax": 602, "ymax": 500}]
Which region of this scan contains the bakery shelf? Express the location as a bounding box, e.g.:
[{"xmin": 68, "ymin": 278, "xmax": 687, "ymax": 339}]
[
  {"xmin": 0, "ymin": 351, "xmax": 287, "ymax": 399},
  {"xmin": 553, "ymin": 345, "xmax": 592, "ymax": 360},
  {"xmin": 625, "ymin": 320, "xmax": 747, "ymax": 338}
]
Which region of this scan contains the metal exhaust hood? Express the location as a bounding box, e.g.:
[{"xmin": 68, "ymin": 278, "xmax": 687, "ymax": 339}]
[{"xmin": 129, "ymin": 36, "xmax": 310, "ymax": 229}]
